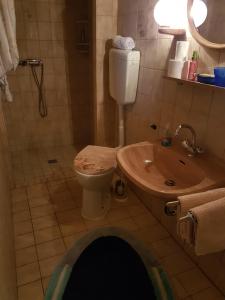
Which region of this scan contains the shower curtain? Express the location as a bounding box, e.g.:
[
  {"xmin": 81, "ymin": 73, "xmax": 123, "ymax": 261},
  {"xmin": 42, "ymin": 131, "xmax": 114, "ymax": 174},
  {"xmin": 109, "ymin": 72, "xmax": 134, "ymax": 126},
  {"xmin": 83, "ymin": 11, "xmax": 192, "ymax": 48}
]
[{"xmin": 0, "ymin": 0, "xmax": 19, "ymax": 101}]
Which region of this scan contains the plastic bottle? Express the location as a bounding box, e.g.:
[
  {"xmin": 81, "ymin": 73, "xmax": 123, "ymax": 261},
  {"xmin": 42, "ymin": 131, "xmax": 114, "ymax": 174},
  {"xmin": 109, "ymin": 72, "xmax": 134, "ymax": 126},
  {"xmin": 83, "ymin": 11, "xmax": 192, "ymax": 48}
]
[{"xmin": 188, "ymin": 51, "xmax": 199, "ymax": 81}]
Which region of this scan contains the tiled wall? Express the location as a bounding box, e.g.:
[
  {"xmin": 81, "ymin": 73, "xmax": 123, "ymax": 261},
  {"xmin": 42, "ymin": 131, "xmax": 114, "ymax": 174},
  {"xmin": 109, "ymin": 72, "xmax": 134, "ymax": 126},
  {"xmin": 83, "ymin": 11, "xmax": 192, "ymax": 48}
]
[
  {"xmin": 118, "ymin": 0, "xmax": 225, "ymax": 162},
  {"xmin": 118, "ymin": 0, "xmax": 225, "ymax": 294},
  {"xmin": 65, "ymin": 0, "xmax": 94, "ymax": 146},
  {"xmin": 94, "ymin": 0, "xmax": 118, "ymax": 146},
  {"xmin": 0, "ymin": 94, "xmax": 17, "ymax": 300},
  {"xmin": 4, "ymin": 0, "xmax": 93, "ymax": 151}
]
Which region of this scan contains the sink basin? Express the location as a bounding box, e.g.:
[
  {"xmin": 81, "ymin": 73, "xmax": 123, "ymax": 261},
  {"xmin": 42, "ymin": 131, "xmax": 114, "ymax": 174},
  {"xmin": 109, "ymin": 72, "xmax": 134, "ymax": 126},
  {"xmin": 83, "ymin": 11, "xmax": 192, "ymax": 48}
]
[{"xmin": 117, "ymin": 141, "xmax": 225, "ymax": 199}]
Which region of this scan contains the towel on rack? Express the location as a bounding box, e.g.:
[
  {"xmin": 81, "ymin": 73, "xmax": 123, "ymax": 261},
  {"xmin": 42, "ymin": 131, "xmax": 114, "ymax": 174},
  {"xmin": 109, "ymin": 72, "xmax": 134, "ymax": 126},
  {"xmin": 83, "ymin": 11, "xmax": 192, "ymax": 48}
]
[
  {"xmin": 0, "ymin": 0, "xmax": 19, "ymax": 101},
  {"xmin": 190, "ymin": 197, "xmax": 225, "ymax": 255},
  {"xmin": 112, "ymin": 35, "xmax": 135, "ymax": 50},
  {"xmin": 0, "ymin": 0, "xmax": 19, "ymax": 74},
  {"xmin": 177, "ymin": 188, "xmax": 225, "ymax": 244},
  {"xmin": 177, "ymin": 188, "xmax": 225, "ymax": 218}
]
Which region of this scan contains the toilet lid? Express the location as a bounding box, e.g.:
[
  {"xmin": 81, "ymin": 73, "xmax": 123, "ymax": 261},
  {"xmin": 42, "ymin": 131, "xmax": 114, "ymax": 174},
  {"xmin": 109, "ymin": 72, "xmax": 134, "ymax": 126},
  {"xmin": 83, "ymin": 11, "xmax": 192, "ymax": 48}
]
[{"xmin": 74, "ymin": 146, "xmax": 117, "ymax": 175}]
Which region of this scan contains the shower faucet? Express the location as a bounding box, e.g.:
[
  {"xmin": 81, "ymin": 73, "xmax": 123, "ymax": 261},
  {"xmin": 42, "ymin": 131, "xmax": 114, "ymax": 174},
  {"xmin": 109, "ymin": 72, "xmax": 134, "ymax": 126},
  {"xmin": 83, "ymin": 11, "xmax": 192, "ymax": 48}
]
[{"xmin": 19, "ymin": 59, "xmax": 43, "ymax": 66}]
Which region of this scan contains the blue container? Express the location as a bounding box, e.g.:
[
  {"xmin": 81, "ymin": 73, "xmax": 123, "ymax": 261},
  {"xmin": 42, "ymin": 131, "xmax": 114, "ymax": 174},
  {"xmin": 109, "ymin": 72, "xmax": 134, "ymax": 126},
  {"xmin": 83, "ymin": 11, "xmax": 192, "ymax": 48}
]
[
  {"xmin": 197, "ymin": 74, "xmax": 215, "ymax": 85},
  {"xmin": 214, "ymin": 67, "xmax": 225, "ymax": 87}
]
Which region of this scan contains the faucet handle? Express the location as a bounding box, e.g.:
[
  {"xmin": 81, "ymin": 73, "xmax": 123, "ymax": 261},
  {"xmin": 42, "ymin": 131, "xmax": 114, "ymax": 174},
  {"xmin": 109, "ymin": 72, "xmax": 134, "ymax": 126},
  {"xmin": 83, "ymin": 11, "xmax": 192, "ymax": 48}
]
[
  {"xmin": 182, "ymin": 139, "xmax": 204, "ymax": 155},
  {"xmin": 181, "ymin": 139, "xmax": 195, "ymax": 153},
  {"xmin": 196, "ymin": 146, "xmax": 204, "ymax": 154}
]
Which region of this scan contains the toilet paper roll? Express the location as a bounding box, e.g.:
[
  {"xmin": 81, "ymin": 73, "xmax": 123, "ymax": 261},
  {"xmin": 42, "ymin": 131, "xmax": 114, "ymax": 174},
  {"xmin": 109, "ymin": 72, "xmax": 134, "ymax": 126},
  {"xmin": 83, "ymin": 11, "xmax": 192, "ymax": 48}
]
[
  {"xmin": 175, "ymin": 41, "xmax": 190, "ymax": 61},
  {"xmin": 167, "ymin": 59, "xmax": 184, "ymax": 79}
]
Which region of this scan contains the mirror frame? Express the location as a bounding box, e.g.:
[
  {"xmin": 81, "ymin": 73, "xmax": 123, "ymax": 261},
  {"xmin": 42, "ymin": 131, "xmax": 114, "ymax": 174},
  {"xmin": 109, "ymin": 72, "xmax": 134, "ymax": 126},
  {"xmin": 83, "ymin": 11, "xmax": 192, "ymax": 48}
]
[{"xmin": 187, "ymin": 0, "xmax": 225, "ymax": 49}]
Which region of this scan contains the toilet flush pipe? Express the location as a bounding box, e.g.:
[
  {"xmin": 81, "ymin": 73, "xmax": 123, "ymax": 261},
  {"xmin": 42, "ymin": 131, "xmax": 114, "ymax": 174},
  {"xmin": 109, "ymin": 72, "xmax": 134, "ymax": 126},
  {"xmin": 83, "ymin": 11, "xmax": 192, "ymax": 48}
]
[{"xmin": 118, "ymin": 104, "xmax": 125, "ymax": 148}]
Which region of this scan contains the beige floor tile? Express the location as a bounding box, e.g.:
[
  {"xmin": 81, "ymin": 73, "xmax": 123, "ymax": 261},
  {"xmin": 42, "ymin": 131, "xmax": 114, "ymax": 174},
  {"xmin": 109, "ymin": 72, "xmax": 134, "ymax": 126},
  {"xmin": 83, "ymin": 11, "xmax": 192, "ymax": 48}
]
[
  {"xmin": 136, "ymin": 223, "xmax": 169, "ymax": 244},
  {"xmin": 59, "ymin": 216, "xmax": 86, "ymax": 237},
  {"xmin": 110, "ymin": 198, "xmax": 129, "ymax": 209},
  {"xmin": 12, "ymin": 200, "xmax": 29, "ymax": 213},
  {"xmin": 107, "ymin": 207, "xmax": 130, "ymax": 222},
  {"xmin": 84, "ymin": 217, "xmax": 109, "ymax": 230},
  {"xmin": 15, "ymin": 233, "xmax": 35, "ymax": 250},
  {"xmin": 27, "ymin": 183, "xmax": 49, "ymax": 199},
  {"xmin": 39, "ymin": 255, "xmax": 62, "ymax": 277},
  {"xmin": 32, "ymin": 215, "xmax": 57, "ymax": 231},
  {"xmin": 14, "ymin": 220, "xmax": 33, "ymax": 236},
  {"xmin": 50, "ymin": 191, "xmax": 73, "ymax": 203},
  {"xmin": 29, "ymin": 196, "xmax": 51, "ymax": 208},
  {"xmin": 47, "ymin": 180, "xmax": 68, "ymax": 195},
  {"xmin": 56, "ymin": 209, "xmax": 80, "ymax": 223},
  {"xmin": 192, "ymin": 287, "xmax": 225, "ymax": 300},
  {"xmin": 151, "ymin": 237, "xmax": 182, "ymax": 259},
  {"xmin": 161, "ymin": 251, "xmax": 195, "ymax": 276},
  {"xmin": 16, "ymin": 246, "xmax": 37, "ymax": 267},
  {"xmin": 36, "ymin": 238, "xmax": 65, "ymax": 260},
  {"xmin": 132, "ymin": 212, "xmax": 158, "ymax": 228},
  {"xmin": 34, "ymin": 226, "xmax": 61, "ymax": 244},
  {"xmin": 110, "ymin": 217, "xmax": 139, "ymax": 231},
  {"xmin": 31, "ymin": 204, "xmax": 54, "ymax": 219},
  {"xmin": 42, "ymin": 276, "xmax": 51, "ymax": 293},
  {"xmin": 53, "ymin": 200, "xmax": 77, "ymax": 212},
  {"xmin": 171, "ymin": 277, "xmax": 189, "ymax": 300},
  {"xmin": 63, "ymin": 231, "xmax": 87, "ymax": 249},
  {"xmin": 18, "ymin": 280, "xmax": 43, "ymax": 300},
  {"xmin": 176, "ymin": 268, "xmax": 212, "ymax": 296},
  {"xmin": 126, "ymin": 190, "xmax": 141, "ymax": 205},
  {"xmin": 12, "ymin": 188, "xmax": 27, "ymax": 203},
  {"xmin": 127, "ymin": 204, "xmax": 149, "ymax": 217},
  {"xmin": 17, "ymin": 262, "xmax": 41, "ymax": 286},
  {"xmin": 13, "ymin": 210, "xmax": 31, "ymax": 223}
]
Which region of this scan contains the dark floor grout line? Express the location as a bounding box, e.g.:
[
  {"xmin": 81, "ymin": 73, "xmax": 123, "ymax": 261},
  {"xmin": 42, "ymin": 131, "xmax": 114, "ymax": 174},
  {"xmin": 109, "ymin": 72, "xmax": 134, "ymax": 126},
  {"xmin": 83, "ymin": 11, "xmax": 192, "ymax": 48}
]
[{"xmin": 25, "ymin": 188, "xmax": 46, "ymax": 297}]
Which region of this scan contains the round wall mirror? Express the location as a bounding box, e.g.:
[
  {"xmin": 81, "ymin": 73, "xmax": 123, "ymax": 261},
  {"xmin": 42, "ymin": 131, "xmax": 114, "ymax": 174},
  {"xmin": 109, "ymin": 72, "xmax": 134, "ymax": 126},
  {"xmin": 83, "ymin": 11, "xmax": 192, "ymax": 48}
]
[{"xmin": 188, "ymin": 0, "xmax": 225, "ymax": 49}]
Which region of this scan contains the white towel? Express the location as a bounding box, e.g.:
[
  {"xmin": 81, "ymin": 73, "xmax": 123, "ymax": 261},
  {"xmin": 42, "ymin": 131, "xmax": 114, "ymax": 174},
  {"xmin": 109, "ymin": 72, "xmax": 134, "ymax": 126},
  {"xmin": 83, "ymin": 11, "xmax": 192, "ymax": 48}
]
[
  {"xmin": 0, "ymin": 0, "xmax": 19, "ymax": 101},
  {"xmin": 190, "ymin": 197, "xmax": 225, "ymax": 255},
  {"xmin": 112, "ymin": 35, "xmax": 135, "ymax": 50},
  {"xmin": 177, "ymin": 188, "xmax": 225, "ymax": 245}
]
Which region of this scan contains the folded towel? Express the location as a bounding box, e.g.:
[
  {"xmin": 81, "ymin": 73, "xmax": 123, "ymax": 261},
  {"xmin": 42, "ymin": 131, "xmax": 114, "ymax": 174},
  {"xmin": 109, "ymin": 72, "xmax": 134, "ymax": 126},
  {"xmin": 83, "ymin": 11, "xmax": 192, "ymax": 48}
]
[
  {"xmin": 190, "ymin": 197, "xmax": 225, "ymax": 255},
  {"xmin": 112, "ymin": 35, "xmax": 135, "ymax": 50},
  {"xmin": 177, "ymin": 188, "xmax": 225, "ymax": 244},
  {"xmin": 177, "ymin": 188, "xmax": 225, "ymax": 218}
]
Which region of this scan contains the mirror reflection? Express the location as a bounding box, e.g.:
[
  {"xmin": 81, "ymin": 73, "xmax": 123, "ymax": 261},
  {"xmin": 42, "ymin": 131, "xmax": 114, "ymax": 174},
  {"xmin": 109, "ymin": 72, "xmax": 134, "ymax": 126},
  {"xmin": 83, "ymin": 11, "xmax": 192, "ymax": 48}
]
[{"xmin": 198, "ymin": 0, "xmax": 225, "ymax": 44}]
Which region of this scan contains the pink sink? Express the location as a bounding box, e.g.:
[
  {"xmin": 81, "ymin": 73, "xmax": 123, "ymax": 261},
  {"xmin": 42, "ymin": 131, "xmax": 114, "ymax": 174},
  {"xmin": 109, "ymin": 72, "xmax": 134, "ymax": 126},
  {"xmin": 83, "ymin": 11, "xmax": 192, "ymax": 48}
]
[{"xmin": 117, "ymin": 141, "xmax": 225, "ymax": 199}]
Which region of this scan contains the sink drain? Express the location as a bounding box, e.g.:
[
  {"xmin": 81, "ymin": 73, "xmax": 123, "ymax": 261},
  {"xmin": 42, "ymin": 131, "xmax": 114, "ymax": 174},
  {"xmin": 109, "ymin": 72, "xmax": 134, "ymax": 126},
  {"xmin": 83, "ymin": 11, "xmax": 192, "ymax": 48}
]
[{"xmin": 165, "ymin": 179, "xmax": 176, "ymax": 187}]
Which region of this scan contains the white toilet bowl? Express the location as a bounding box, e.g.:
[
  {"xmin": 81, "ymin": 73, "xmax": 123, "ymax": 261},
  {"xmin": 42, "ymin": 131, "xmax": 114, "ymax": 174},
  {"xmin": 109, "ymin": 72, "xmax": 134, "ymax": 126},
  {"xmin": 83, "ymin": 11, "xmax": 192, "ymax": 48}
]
[{"xmin": 74, "ymin": 146, "xmax": 116, "ymax": 221}]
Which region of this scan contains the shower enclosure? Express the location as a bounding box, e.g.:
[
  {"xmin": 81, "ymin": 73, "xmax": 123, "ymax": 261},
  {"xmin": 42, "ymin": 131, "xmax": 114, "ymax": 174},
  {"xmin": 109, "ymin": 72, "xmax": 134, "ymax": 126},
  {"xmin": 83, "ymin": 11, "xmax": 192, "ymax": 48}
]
[{"xmin": 5, "ymin": 0, "xmax": 93, "ymax": 152}]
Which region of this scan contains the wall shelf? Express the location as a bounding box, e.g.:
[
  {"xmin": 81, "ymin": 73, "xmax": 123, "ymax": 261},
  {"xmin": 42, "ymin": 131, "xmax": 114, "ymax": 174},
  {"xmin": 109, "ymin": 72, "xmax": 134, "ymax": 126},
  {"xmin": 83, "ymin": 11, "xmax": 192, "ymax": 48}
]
[
  {"xmin": 164, "ymin": 76, "xmax": 225, "ymax": 91},
  {"xmin": 158, "ymin": 28, "xmax": 186, "ymax": 36}
]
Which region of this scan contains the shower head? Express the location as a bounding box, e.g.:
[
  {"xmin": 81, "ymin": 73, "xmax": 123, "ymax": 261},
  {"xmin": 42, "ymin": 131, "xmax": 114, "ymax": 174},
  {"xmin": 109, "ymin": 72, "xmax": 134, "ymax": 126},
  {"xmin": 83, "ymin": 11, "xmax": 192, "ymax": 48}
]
[{"xmin": 19, "ymin": 59, "xmax": 43, "ymax": 67}]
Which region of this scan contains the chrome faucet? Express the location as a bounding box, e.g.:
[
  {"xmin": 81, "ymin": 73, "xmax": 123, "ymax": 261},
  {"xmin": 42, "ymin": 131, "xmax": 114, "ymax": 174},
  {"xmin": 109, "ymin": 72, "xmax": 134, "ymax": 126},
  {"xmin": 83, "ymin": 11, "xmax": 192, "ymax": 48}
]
[{"xmin": 174, "ymin": 124, "xmax": 203, "ymax": 155}]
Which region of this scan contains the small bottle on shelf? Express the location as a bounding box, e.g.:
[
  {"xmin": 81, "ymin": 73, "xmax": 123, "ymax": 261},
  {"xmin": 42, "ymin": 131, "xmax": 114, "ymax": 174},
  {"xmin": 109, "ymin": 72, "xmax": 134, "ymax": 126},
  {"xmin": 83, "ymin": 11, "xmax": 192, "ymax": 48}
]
[{"xmin": 188, "ymin": 51, "xmax": 199, "ymax": 81}]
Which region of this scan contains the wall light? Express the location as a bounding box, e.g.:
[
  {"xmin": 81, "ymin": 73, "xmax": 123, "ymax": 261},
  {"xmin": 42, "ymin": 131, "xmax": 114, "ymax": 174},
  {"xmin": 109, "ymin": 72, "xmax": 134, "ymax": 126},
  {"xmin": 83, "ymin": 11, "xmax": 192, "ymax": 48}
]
[
  {"xmin": 154, "ymin": 0, "xmax": 207, "ymax": 29},
  {"xmin": 154, "ymin": 0, "xmax": 187, "ymax": 28}
]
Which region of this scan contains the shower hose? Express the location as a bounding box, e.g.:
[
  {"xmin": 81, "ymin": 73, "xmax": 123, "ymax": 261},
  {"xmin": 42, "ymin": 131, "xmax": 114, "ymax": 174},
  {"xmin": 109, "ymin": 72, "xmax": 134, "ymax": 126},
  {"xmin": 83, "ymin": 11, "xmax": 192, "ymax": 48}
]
[{"xmin": 31, "ymin": 64, "xmax": 48, "ymax": 118}]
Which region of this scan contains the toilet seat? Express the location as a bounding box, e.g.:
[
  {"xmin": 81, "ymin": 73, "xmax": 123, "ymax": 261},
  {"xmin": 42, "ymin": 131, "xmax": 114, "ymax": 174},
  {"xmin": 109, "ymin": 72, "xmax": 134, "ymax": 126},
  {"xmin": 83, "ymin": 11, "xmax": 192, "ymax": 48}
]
[{"xmin": 74, "ymin": 146, "xmax": 117, "ymax": 176}]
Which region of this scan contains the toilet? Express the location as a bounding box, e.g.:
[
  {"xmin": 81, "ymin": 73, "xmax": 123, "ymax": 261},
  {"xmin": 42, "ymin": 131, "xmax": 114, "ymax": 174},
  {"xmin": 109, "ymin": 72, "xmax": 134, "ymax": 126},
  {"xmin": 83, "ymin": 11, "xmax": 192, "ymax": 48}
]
[
  {"xmin": 74, "ymin": 146, "xmax": 116, "ymax": 220},
  {"xmin": 74, "ymin": 49, "xmax": 140, "ymax": 221}
]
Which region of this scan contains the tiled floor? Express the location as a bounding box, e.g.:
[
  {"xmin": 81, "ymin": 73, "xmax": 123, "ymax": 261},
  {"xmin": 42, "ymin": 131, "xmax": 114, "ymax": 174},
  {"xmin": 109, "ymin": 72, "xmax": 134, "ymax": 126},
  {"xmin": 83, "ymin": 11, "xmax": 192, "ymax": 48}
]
[{"xmin": 11, "ymin": 147, "xmax": 225, "ymax": 300}]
